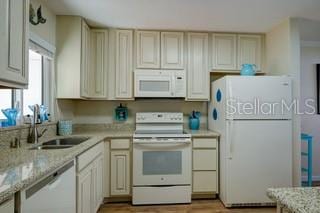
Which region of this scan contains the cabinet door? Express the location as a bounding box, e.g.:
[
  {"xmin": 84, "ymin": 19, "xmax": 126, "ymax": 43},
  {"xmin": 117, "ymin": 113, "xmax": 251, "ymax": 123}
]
[
  {"xmin": 77, "ymin": 165, "xmax": 93, "ymax": 213},
  {"xmin": 237, "ymin": 34, "xmax": 262, "ymax": 71},
  {"xmin": 80, "ymin": 20, "xmax": 90, "ymax": 98},
  {"xmin": 187, "ymin": 33, "xmax": 209, "ymax": 100},
  {"xmin": 0, "ymin": 198, "xmax": 14, "ymax": 213},
  {"xmin": 161, "ymin": 32, "xmax": 184, "ymax": 69},
  {"xmin": 136, "ymin": 31, "xmax": 160, "ymax": 68},
  {"xmin": 110, "ymin": 150, "xmax": 130, "ymax": 196},
  {"xmin": 212, "ymin": 34, "xmax": 237, "ymax": 70},
  {"xmin": 90, "ymin": 30, "xmax": 108, "ymax": 98},
  {"xmin": 92, "ymin": 154, "xmax": 104, "ymax": 212},
  {"xmin": 115, "ymin": 30, "xmax": 133, "ymax": 99},
  {"xmin": 0, "ymin": 0, "xmax": 29, "ymax": 86},
  {"xmin": 193, "ymin": 171, "xmax": 217, "ymax": 193}
]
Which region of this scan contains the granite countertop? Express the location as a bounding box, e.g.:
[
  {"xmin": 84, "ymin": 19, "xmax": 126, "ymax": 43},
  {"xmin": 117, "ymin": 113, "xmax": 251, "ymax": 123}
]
[
  {"xmin": 0, "ymin": 127, "xmax": 219, "ymax": 203},
  {"xmin": 267, "ymin": 187, "xmax": 320, "ymax": 213}
]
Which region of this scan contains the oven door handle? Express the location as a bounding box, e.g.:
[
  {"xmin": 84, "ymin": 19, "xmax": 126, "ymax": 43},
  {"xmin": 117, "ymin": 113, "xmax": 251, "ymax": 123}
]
[{"xmin": 133, "ymin": 142, "xmax": 190, "ymax": 149}]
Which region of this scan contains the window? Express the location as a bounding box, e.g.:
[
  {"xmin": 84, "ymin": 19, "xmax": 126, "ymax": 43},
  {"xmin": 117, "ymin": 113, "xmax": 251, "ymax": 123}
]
[
  {"xmin": 0, "ymin": 90, "xmax": 12, "ymax": 119},
  {"xmin": 23, "ymin": 50, "xmax": 43, "ymax": 115}
]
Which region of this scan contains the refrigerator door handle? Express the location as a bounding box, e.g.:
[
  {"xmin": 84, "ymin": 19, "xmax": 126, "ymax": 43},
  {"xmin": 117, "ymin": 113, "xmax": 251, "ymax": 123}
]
[
  {"xmin": 227, "ymin": 81, "xmax": 234, "ymax": 159},
  {"xmin": 228, "ymin": 120, "xmax": 234, "ymax": 159}
]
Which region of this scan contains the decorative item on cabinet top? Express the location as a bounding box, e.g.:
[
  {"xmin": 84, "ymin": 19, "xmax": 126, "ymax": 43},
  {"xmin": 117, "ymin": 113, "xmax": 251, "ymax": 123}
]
[
  {"xmin": 29, "ymin": 4, "xmax": 46, "ymax": 25},
  {"xmin": 114, "ymin": 103, "xmax": 128, "ymax": 122}
]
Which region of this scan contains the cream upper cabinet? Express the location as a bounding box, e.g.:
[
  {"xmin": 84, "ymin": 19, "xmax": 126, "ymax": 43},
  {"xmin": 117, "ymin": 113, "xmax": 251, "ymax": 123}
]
[
  {"xmin": 212, "ymin": 33, "xmax": 237, "ymax": 70},
  {"xmin": 237, "ymin": 34, "xmax": 262, "ymax": 71},
  {"xmin": 56, "ymin": 16, "xmax": 90, "ymax": 99},
  {"xmin": 161, "ymin": 32, "xmax": 184, "ymax": 69},
  {"xmin": 0, "ymin": 0, "xmax": 29, "ymax": 88},
  {"xmin": 187, "ymin": 33, "xmax": 209, "ymax": 101},
  {"xmin": 80, "ymin": 20, "xmax": 91, "ymax": 98},
  {"xmin": 136, "ymin": 31, "xmax": 160, "ymax": 69},
  {"xmin": 89, "ymin": 29, "xmax": 108, "ymax": 99},
  {"xmin": 115, "ymin": 30, "xmax": 133, "ymax": 99}
]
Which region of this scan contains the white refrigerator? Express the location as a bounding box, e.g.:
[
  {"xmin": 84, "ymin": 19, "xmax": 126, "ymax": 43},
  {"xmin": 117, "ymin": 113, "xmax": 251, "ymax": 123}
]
[{"xmin": 208, "ymin": 76, "xmax": 293, "ymax": 207}]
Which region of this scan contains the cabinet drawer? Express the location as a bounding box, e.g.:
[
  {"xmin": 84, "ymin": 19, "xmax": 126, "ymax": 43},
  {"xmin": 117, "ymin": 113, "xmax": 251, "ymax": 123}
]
[
  {"xmin": 193, "ymin": 149, "xmax": 217, "ymax": 170},
  {"xmin": 78, "ymin": 142, "xmax": 104, "ymax": 171},
  {"xmin": 193, "ymin": 138, "xmax": 217, "ymax": 148},
  {"xmin": 110, "ymin": 139, "xmax": 130, "ymax": 150},
  {"xmin": 193, "ymin": 171, "xmax": 217, "ymax": 192}
]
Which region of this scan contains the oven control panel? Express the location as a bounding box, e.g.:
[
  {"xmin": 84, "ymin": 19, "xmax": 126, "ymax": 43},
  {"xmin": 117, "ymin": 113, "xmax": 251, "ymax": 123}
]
[{"xmin": 136, "ymin": 112, "xmax": 183, "ymax": 123}]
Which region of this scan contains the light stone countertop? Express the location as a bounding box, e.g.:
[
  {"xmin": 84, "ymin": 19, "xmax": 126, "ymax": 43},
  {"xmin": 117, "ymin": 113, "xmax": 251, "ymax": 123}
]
[
  {"xmin": 267, "ymin": 187, "xmax": 320, "ymax": 213},
  {"xmin": 0, "ymin": 127, "xmax": 219, "ymax": 203}
]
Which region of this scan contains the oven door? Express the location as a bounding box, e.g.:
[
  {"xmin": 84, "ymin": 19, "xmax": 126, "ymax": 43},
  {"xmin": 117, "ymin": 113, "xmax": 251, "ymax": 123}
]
[
  {"xmin": 133, "ymin": 141, "xmax": 191, "ymax": 186},
  {"xmin": 134, "ymin": 70, "xmax": 174, "ymax": 97}
]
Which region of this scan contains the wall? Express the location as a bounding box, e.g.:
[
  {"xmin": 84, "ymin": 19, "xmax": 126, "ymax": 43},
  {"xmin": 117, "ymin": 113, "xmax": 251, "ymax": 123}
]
[
  {"xmin": 266, "ymin": 18, "xmax": 301, "ymax": 186},
  {"xmin": 300, "ymin": 46, "xmax": 320, "ymax": 180},
  {"xmin": 57, "ymin": 99, "xmax": 208, "ymax": 127},
  {"xmin": 29, "ymin": 0, "xmax": 56, "ymax": 46}
]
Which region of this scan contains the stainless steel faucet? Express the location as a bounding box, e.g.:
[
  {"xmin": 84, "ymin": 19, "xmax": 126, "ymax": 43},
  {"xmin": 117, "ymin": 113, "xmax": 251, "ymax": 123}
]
[{"xmin": 28, "ymin": 104, "xmax": 47, "ymax": 144}]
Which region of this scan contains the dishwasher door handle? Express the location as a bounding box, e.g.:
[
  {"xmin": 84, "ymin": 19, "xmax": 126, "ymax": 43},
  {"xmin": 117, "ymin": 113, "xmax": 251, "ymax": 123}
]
[{"xmin": 25, "ymin": 161, "xmax": 74, "ymax": 199}]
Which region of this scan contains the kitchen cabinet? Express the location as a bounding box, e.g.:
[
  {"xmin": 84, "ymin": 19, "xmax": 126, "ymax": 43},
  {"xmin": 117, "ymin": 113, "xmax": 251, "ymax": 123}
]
[
  {"xmin": 89, "ymin": 29, "xmax": 108, "ymax": 99},
  {"xmin": 110, "ymin": 139, "xmax": 131, "ymax": 196},
  {"xmin": 115, "ymin": 30, "xmax": 133, "ymax": 99},
  {"xmin": 161, "ymin": 32, "xmax": 184, "ymax": 69},
  {"xmin": 0, "ymin": 0, "xmax": 29, "ymax": 88},
  {"xmin": 77, "ymin": 142, "xmax": 104, "ymax": 213},
  {"xmin": 81, "ymin": 21, "xmax": 91, "ymax": 98},
  {"xmin": 192, "ymin": 138, "xmax": 219, "ymax": 196},
  {"xmin": 187, "ymin": 33, "xmax": 209, "ymax": 101},
  {"xmin": 212, "ymin": 34, "xmax": 237, "ymax": 70},
  {"xmin": 77, "ymin": 164, "xmax": 93, "ymax": 213},
  {"xmin": 0, "ymin": 198, "xmax": 14, "ymax": 213},
  {"xmin": 136, "ymin": 31, "xmax": 160, "ymax": 69},
  {"xmin": 57, "ymin": 17, "xmax": 108, "ymax": 99},
  {"xmin": 56, "ymin": 16, "xmax": 90, "ymax": 99},
  {"xmin": 237, "ymin": 34, "xmax": 262, "ymax": 71}
]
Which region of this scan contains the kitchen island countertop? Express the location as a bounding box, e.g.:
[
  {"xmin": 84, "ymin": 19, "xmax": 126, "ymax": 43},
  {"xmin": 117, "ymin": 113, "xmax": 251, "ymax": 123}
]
[{"xmin": 267, "ymin": 187, "xmax": 320, "ymax": 213}]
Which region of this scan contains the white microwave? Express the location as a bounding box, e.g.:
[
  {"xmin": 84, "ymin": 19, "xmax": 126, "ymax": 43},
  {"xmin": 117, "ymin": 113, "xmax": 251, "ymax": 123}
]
[{"xmin": 134, "ymin": 70, "xmax": 186, "ymax": 98}]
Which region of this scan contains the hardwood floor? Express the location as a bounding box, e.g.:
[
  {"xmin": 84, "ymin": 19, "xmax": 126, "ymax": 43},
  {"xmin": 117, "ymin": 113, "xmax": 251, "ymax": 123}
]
[{"xmin": 99, "ymin": 200, "xmax": 276, "ymax": 213}]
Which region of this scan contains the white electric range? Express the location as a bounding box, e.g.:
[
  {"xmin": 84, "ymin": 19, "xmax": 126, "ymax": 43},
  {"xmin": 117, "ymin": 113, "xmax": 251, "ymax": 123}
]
[{"xmin": 132, "ymin": 112, "xmax": 192, "ymax": 205}]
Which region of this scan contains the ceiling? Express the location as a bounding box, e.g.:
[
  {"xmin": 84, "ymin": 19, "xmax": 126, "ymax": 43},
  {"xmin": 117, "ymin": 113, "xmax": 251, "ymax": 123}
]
[{"xmin": 45, "ymin": 0, "xmax": 320, "ymax": 33}]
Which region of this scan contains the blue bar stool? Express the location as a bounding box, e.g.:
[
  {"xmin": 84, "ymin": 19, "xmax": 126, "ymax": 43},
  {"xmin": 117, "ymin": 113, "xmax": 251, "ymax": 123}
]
[{"xmin": 301, "ymin": 133, "xmax": 313, "ymax": 187}]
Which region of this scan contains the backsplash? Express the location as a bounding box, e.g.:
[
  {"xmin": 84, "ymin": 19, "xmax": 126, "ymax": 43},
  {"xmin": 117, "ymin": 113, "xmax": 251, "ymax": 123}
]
[
  {"xmin": 0, "ymin": 122, "xmax": 57, "ymax": 147},
  {"xmin": 57, "ymin": 99, "xmax": 208, "ymax": 127}
]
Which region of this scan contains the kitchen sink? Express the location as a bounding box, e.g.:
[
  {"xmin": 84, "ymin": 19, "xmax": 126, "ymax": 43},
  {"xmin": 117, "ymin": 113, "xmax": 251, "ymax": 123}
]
[{"xmin": 29, "ymin": 137, "xmax": 90, "ymax": 150}]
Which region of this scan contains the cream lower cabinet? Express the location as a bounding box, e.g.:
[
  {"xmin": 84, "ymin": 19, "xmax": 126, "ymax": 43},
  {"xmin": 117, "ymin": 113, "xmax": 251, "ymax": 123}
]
[
  {"xmin": 0, "ymin": 0, "xmax": 29, "ymax": 88},
  {"xmin": 77, "ymin": 142, "xmax": 104, "ymax": 213},
  {"xmin": 187, "ymin": 33, "xmax": 209, "ymax": 101},
  {"xmin": 0, "ymin": 198, "xmax": 14, "ymax": 213},
  {"xmin": 192, "ymin": 138, "xmax": 219, "ymax": 196},
  {"xmin": 110, "ymin": 139, "xmax": 131, "ymax": 196}
]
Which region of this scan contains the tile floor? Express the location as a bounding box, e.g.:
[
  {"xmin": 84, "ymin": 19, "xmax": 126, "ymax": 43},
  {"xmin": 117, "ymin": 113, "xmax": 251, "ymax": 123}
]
[{"xmin": 99, "ymin": 200, "xmax": 276, "ymax": 213}]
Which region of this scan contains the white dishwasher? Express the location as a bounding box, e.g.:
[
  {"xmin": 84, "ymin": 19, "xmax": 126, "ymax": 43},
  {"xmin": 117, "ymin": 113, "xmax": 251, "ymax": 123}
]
[{"xmin": 21, "ymin": 160, "xmax": 76, "ymax": 213}]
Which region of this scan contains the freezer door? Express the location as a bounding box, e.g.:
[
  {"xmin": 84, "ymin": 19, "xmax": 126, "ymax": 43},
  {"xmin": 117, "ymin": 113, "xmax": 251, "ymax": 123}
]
[
  {"xmin": 223, "ymin": 120, "xmax": 292, "ymax": 206},
  {"xmin": 225, "ymin": 76, "xmax": 292, "ymax": 120}
]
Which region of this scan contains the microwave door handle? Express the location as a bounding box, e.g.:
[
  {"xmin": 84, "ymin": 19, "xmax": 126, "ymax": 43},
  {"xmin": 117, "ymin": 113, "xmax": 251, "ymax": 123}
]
[{"xmin": 171, "ymin": 74, "xmax": 175, "ymax": 97}]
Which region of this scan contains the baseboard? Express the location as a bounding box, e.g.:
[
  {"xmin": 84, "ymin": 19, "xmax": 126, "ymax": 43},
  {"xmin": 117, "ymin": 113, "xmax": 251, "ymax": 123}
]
[{"xmin": 302, "ymin": 175, "xmax": 320, "ymax": 181}]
